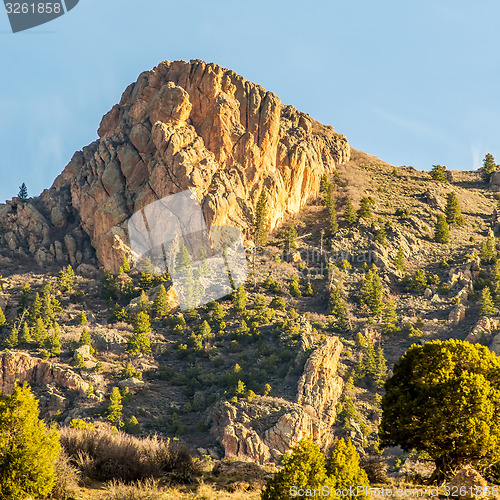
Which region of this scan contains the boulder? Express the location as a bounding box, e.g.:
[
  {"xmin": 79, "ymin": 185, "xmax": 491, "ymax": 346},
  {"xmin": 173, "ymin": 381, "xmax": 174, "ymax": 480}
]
[
  {"xmin": 118, "ymin": 377, "xmax": 145, "ymax": 391},
  {"xmin": 448, "ymin": 467, "xmax": 487, "ymax": 499},
  {"xmin": 448, "ymin": 304, "xmax": 466, "ymax": 325}
]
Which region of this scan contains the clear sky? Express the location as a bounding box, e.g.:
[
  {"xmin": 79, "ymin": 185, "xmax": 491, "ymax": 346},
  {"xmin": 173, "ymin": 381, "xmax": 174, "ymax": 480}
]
[{"xmin": 1, "ymin": 0, "xmax": 499, "ymax": 202}]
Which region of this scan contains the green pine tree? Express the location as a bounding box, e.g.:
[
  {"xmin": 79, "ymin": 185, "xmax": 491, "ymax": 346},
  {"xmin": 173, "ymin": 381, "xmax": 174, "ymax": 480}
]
[
  {"xmin": 329, "ymin": 285, "xmax": 349, "ymax": 331},
  {"xmin": 261, "ymin": 439, "xmax": 331, "ymax": 500},
  {"xmin": 289, "ymin": 275, "xmax": 302, "ymax": 297},
  {"xmin": 41, "ymin": 284, "xmax": 55, "ymax": 326},
  {"xmin": 480, "ymin": 236, "xmax": 497, "ymax": 264},
  {"xmin": 232, "ymin": 285, "xmax": 247, "ymax": 313},
  {"xmin": 382, "ymin": 299, "xmax": 399, "ymax": 335},
  {"xmin": 18, "ymin": 283, "xmax": 31, "ymax": 314},
  {"xmin": 445, "ymin": 192, "xmax": 465, "ymax": 226},
  {"xmin": 153, "ymin": 284, "xmax": 169, "ymax": 317},
  {"xmin": 46, "ymin": 323, "xmax": 61, "ymax": 357},
  {"xmin": 18, "ymin": 182, "xmax": 28, "ymax": 202},
  {"xmin": 430, "ymin": 164, "xmax": 448, "ymax": 183},
  {"xmin": 479, "ymin": 287, "xmax": 496, "ymax": 317},
  {"xmin": 79, "ymin": 310, "xmax": 88, "ymax": 325},
  {"xmin": 137, "ymin": 290, "xmax": 150, "ymax": 314},
  {"xmin": 32, "ymin": 317, "xmax": 47, "ymax": 347},
  {"xmin": 19, "ymin": 322, "xmax": 31, "ymax": 345},
  {"xmin": 121, "ymin": 255, "xmax": 131, "ymax": 274},
  {"xmin": 0, "ymin": 383, "xmax": 61, "ymax": 500},
  {"xmin": 29, "ymin": 292, "xmax": 42, "ymax": 326},
  {"xmin": 78, "ymin": 327, "xmax": 95, "ymax": 354},
  {"xmin": 483, "ymin": 153, "xmax": 497, "ymax": 181},
  {"xmin": 4, "ymin": 326, "xmax": 19, "ymax": 349},
  {"xmin": 394, "ymin": 245, "xmax": 405, "ymax": 272},
  {"xmin": 359, "ymin": 265, "xmax": 384, "ymax": 316},
  {"xmin": 0, "ymin": 307, "xmax": 5, "ymax": 328},
  {"xmin": 326, "ymin": 438, "xmax": 370, "ymax": 500},
  {"xmin": 129, "ymin": 312, "xmax": 152, "ymax": 355},
  {"xmin": 357, "ymin": 197, "xmax": 374, "ymax": 220},
  {"xmin": 57, "ymin": 265, "xmax": 75, "ymax": 293},
  {"xmin": 323, "ymin": 183, "xmax": 339, "ymax": 235},
  {"xmin": 344, "ymin": 199, "xmax": 357, "ymax": 226},
  {"xmin": 253, "ymin": 190, "xmax": 269, "ymax": 246},
  {"xmin": 434, "ymin": 214, "xmax": 450, "ymax": 244},
  {"xmin": 106, "ymin": 387, "xmax": 123, "ymax": 426}
]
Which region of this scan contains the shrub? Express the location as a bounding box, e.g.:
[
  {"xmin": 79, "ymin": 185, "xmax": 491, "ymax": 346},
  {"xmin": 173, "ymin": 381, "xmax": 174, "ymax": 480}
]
[
  {"xmin": 434, "ymin": 214, "xmax": 450, "ymax": 244},
  {"xmin": 270, "ymin": 296, "xmax": 286, "ymax": 311},
  {"xmin": 327, "ymin": 438, "xmax": 370, "ymax": 499},
  {"xmin": 261, "ymin": 440, "xmax": 331, "ymax": 499},
  {"xmin": 430, "ymin": 164, "xmax": 448, "ymax": 183},
  {"xmin": 395, "ymin": 207, "xmax": 410, "ymax": 219},
  {"xmin": 60, "ymin": 426, "xmax": 198, "ymax": 482},
  {"xmin": 289, "ymin": 275, "xmax": 302, "ymax": 297}
]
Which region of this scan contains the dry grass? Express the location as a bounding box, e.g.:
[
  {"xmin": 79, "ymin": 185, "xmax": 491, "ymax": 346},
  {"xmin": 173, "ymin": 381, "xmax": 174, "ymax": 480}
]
[
  {"xmin": 97, "ymin": 481, "xmax": 261, "ymax": 500},
  {"xmin": 60, "ymin": 426, "xmax": 199, "ymax": 483}
]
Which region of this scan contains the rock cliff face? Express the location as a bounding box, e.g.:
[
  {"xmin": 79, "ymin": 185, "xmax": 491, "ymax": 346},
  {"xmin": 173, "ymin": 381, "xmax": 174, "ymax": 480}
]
[
  {"xmin": 0, "ymin": 351, "xmax": 89, "ymax": 394},
  {"xmin": 211, "ymin": 336, "xmax": 343, "ymax": 464},
  {"xmin": 0, "ymin": 59, "xmax": 350, "ymax": 272}
]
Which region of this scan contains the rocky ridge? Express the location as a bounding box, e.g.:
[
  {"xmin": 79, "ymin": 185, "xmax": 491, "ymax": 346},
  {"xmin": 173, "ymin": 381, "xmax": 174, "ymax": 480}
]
[
  {"xmin": 0, "ymin": 59, "xmax": 350, "ymax": 273},
  {"xmin": 211, "ymin": 336, "xmax": 343, "ymax": 464}
]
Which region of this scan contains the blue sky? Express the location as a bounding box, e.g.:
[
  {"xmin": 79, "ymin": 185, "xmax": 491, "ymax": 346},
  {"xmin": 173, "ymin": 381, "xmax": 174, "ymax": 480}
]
[{"xmin": 1, "ymin": 0, "xmax": 499, "ymax": 202}]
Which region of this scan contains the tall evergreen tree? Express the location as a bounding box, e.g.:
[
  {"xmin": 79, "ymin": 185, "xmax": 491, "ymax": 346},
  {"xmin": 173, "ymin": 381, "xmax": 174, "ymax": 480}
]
[
  {"xmin": 253, "ymin": 190, "xmax": 268, "ymax": 246},
  {"xmin": 480, "ymin": 236, "xmax": 497, "ymax": 264},
  {"xmin": 78, "ymin": 310, "xmax": 88, "ymax": 325},
  {"xmin": 382, "ymin": 299, "xmax": 399, "ymax": 335},
  {"xmin": 357, "ymin": 197, "xmax": 374, "ymax": 220},
  {"xmin": 326, "ymin": 438, "xmax": 370, "ymax": 500},
  {"xmin": 41, "ymin": 284, "xmax": 55, "ymax": 326},
  {"xmin": 359, "ymin": 265, "xmax": 384, "ymax": 316},
  {"xmin": 18, "ymin": 182, "xmax": 28, "ymax": 202},
  {"xmin": 344, "ymin": 199, "xmax": 357, "ymax": 226},
  {"xmin": 119, "ymin": 255, "xmax": 130, "ymax": 274},
  {"xmin": 4, "ymin": 326, "xmax": 19, "ymax": 349},
  {"xmin": 232, "ymin": 285, "xmax": 247, "ymax": 313},
  {"xmin": 32, "ymin": 317, "xmax": 47, "ymax": 347},
  {"xmin": 46, "ymin": 323, "xmax": 61, "ymax": 357},
  {"xmin": 0, "ymin": 383, "xmax": 61, "ymax": 499},
  {"xmin": 483, "ymin": 153, "xmax": 497, "ymax": 181},
  {"xmin": 445, "ymin": 192, "xmax": 465, "ymax": 226},
  {"xmin": 323, "ymin": 183, "xmax": 339, "ymax": 235},
  {"xmin": 479, "ymin": 287, "xmax": 496, "ymax": 317},
  {"xmin": 0, "ymin": 307, "xmax": 5, "ymax": 328},
  {"xmin": 394, "ymin": 245, "xmax": 405, "ymax": 272},
  {"xmin": 153, "ymin": 284, "xmax": 169, "ymax": 317},
  {"xmin": 106, "ymin": 387, "xmax": 123, "ymax": 426},
  {"xmin": 136, "ymin": 290, "xmax": 150, "ymax": 314},
  {"xmin": 19, "ymin": 322, "xmax": 31, "ymax": 345},
  {"xmin": 29, "ymin": 292, "xmax": 42, "ymax": 326},
  {"xmin": 329, "ymin": 285, "xmax": 349, "ymax": 331},
  {"xmin": 18, "ymin": 283, "xmax": 31, "ymax": 314},
  {"xmin": 78, "ymin": 327, "xmax": 95, "ymax": 354},
  {"xmin": 434, "ymin": 214, "xmax": 450, "ymax": 244}
]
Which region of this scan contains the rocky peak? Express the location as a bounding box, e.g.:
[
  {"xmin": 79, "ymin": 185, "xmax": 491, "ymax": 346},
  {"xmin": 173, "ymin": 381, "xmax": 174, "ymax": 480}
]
[{"xmin": 1, "ymin": 60, "xmax": 350, "ymax": 272}]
